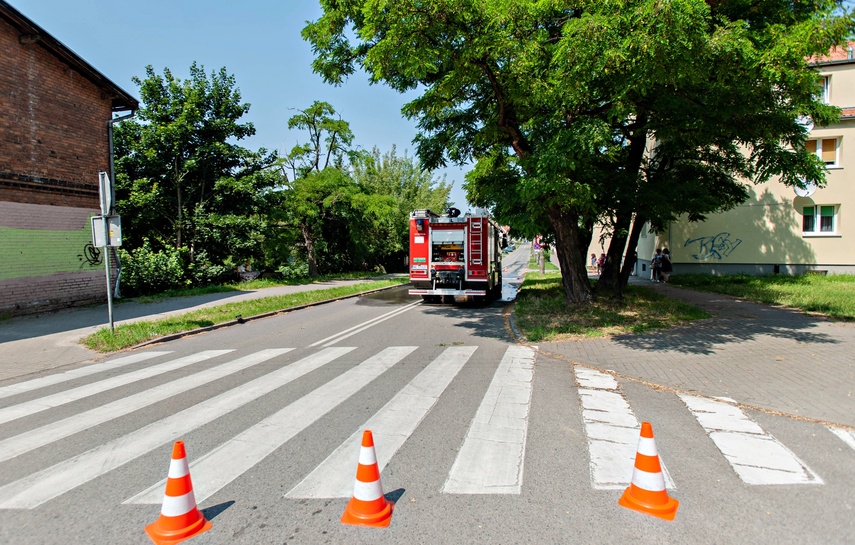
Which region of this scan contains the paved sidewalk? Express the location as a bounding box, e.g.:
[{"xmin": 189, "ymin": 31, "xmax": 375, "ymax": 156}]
[
  {"xmin": 0, "ymin": 278, "xmax": 382, "ymax": 382},
  {"xmin": 538, "ymin": 277, "xmax": 855, "ymax": 428}
]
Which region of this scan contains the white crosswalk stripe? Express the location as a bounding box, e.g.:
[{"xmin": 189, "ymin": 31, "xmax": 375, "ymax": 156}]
[
  {"xmin": 680, "ymin": 394, "xmax": 823, "ymax": 485},
  {"xmin": 828, "ymin": 426, "xmax": 855, "ymax": 451},
  {"xmin": 0, "ymin": 349, "xmax": 292, "ymax": 463},
  {"xmin": 0, "ymin": 350, "xmax": 231, "ymax": 425},
  {"xmin": 442, "ymin": 345, "xmax": 535, "ymax": 494},
  {"xmin": 126, "ymin": 346, "xmax": 419, "ymax": 505},
  {"xmin": 0, "ymin": 344, "xmax": 836, "ymax": 512},
  {"xmin": 574, "ymin": 366, "xmax": 675, "ymax": 490},
  {"xmin": 286, "ymin": 345, "xmax": 477, "ymax": 499},
  {"xmin": 0, "ymin": 351, "xmax": 171, "ymax": 400},
  {"xmin": 0, "ymin": 347, "xmax": 346, "ymax": 509}
]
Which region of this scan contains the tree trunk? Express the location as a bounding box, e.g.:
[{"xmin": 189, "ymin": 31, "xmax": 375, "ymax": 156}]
[
  {"xmin": 594, "ymin": 211, "xmax": 632, "ymax": 300},
  {"xmin": 301, "ymin": 224, "xmax": 319, "ymax": 277},
  {"xmin": 619, "ymin": 214, "xmax": 647, "ymax": 288},
  {"xmin": 546, "ymin": 204, "xmax": 593, "ymax": 306}
]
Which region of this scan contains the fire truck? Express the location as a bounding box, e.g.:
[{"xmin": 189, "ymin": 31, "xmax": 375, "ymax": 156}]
[{"xmin": 408, "ymin": 208, "xmax": 507, "ymax": 302}]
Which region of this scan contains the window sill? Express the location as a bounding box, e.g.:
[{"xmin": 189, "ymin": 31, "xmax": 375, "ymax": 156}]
[{"xmin": 802, "ymin": 233, "xmax": 841, "ymax": 238}]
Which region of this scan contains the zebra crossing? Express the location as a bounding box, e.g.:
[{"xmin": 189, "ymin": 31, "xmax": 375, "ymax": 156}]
[{"xmin": 0, "ymin": 345, "xmax": 852, "ymax": 511}]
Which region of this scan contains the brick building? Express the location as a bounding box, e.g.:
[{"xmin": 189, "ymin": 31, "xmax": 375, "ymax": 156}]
[{"xmin": 0, "ymin": 1, "xmax": 137, "ymax": 317}]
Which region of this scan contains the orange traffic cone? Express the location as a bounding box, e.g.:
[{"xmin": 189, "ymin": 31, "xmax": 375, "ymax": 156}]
[
  {"xmin": 618, "ymin": 422, "xmax": 679, "ymax": 521},
  {"xmin": 341, "ymin": 430, "xmax": 394, "ymax": 527},
  {"xmin": 145, "ymin": 441, "xmax": 212, "ymax": 545}
]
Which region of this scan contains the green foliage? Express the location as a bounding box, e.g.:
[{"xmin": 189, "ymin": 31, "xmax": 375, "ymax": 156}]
[
  {"xmin": 277, "ymin": 260, "xmax": 310, "ymax": 280},
  {"xmin": 118, "ymin": 241, "xmax": 187, "ymax": 296},
  {"xmin": 114, "ymin": 63, "xmax": 278, "ymax": 273},
  {"xmin": 304, "ymin": 0, "xmax": 855, "ymax": 305}
]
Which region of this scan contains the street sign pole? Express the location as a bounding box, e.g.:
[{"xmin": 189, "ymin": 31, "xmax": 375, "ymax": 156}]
[{"xmin": 98, "ymin": 172, "xmax": 114, "ymax": 332}]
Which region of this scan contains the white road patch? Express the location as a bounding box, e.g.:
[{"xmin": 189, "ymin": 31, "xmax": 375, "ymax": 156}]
[
  {"xmin": 0, "ymin": 352, "xmax": 170, "ymax": 400},
  {"xmin": 286, "ymin": 346, "xmax": 477, "ymax": 498},
  {"xmin": 0, "ymin": 349, "xmax": 293, "ymax": 463},
  {"xmin": 443, "ymin": 345, "xmax": 535, "ymax": 495},
  {"xmin": 0, "ymin": 351, "xmax": 231, "ymax": 425},
  {"xmin": 575, "ymin": 366, "xmax": 674, "ymax": 490},
  {"xmin": 0, "ymin": 347, "xmax": 354, "ymax": 509},
  {"xmin": 680, "ymin": 394, "xmax": 822, "ymax": 485},
  {"xmin": 827, "ymin": 426, "xmax": 855, "ymax": 452},
  {"xmin": 126, "ymin": 346, "xmax": 418, "ymax": 505}
]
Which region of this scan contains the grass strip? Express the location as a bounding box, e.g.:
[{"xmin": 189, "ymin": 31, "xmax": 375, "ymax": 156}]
[
  {"xmin": 514, "ymin": 273, "xmax": 710, "ymax": 342},
  {"xmin": 83, "ymin": 278, "xmax": 407, "ymax": 352},
  {"xmin": 668, "ymin": 274, "xmax": 855, "ymax": 320}
]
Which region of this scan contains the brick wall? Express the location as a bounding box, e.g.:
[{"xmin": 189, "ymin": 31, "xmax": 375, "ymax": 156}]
[
  {"xmin": 0, "ymin": 15, "xmax": 119, "ymax": 316},
  {"xmin": 0, "ymin": 16, "xmax": 111, "ymax": 198}
]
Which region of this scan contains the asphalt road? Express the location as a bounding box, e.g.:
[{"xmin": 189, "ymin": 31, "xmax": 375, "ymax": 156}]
[{"xmin": 0, "ymin": 247, "xmax": 853, "ymax": 544}]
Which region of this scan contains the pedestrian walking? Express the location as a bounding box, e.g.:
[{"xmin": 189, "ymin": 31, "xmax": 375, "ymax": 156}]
[
  {"xmin": 651, "ymin": 248, "xmax": 663, "ymax": 282},
  {"xmin": 660, "ymin": 248, "xmax": 673, "ymax": 283},
  {"xmin": 597, "ymin": 253, "xmax": 606, "ymax": 275}
]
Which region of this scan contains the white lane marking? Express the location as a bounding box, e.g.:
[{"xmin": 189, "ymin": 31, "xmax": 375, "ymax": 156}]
[
  {"xmin": 680, "ymin": 395, "xmax": 823, "ymax": 485},
  {"xmin": 287, "ymin": 346, "xmax": 477, "ymax": 498},
  {"xmin": 575, "ymin": 366, "xmax": 675, "ymax": 490},
  {"xmin": 0, "ymin": 347, "xmax": 354, "ymax": 509},
  {"xmin": 0, "ymin": 351, "xmax": 231, "ymax": 425},
  {"xmin": 0, "ymin": 349, "xmax": 293, "ymax": 463},
  {"xmin": 126, "ymin": 346, "xmax": 418, "ymax": 505},
  {"xmin": 828, "ymin": 426, "xmax": 855, "ymax": 451},
  {"xmin": 309, "ymin": 301, "xmax": 422, "ymax": 347},
  {"xmin": 0, "ymin": 352, "xmax": 171, "ymax": 400},
  {"xmin": 443, "ymin": 345, "xmax": 535, "ymax": 494}
]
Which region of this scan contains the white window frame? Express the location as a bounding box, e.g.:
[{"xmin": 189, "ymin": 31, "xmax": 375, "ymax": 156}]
[
  {"xmin": 806, "ymin": 137, "xmax": 840, "ymax": 168},
  {"xmin": 802, "ymin": 204, "xmax": 839, "ymax": 237},
  {"xmin": 820, "ymin": 75, "xmax": 831, "ymax": 104}
]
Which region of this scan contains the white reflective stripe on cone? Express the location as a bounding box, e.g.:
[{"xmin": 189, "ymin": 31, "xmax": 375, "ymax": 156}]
[
  {"xmin": 168, "ymin": 458, "xmax": 190, "ymax": 479},
  {"xmin": 352, "ymin": 480, "xmax": 383, "ymax": 502},
  {"xmin": 358, "ymin": 447, "xmax": 377, "ymax": 466},
  {"xmin": 636, "ymin": 437, "xmax": 659, "ymax": 457},
  {"xmin": 632, "ymin": 468, "xmax": 667, "ymax": 492},
  {"xmin": 160, "ymin": 491, "xmax": 198, "ymax": 517}
]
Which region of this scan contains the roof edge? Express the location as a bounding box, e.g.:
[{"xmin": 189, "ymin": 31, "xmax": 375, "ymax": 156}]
[{"xmin": 0, "ymin": 0, "xmax": 138, "ymax": 112}]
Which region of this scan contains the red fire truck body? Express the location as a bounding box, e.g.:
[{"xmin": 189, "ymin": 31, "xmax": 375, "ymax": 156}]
[{"xmin": 408, "ymin": 209, "xmax": 505, "ymax": 302}]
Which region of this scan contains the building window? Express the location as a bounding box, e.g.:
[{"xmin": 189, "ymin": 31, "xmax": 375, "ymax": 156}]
[
  {"xmin": 802, "ymin": 205, "xmax": 837, "ymax": 235},
  {"xmin": 820, "ymin": 75, "xmax": 831, "ymax": 104},
  {"xmin": 806, "ymin": 138, "xmax": 839, "ymax": 167}
]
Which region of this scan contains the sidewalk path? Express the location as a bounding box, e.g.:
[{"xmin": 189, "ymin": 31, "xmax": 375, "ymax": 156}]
[
  {"xmin": 537, "ymin": 277, "xmax": 855, "ymax": 428},
  {"xmin": 0, "ymin": 279, "xmax": 383, "ymax": 382}
]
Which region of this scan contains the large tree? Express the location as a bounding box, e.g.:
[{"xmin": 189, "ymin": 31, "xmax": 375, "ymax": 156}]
[
  {"xmin": 114, "ymin": 63, "xmax": 277, "ymax": 266},
  {"xmin": 352, "ymin": 146, "xmax": 452, "ymax": 271},
  {"xmin": 304, "ymin": 0, "xmax": 853, "ymax": 304}
]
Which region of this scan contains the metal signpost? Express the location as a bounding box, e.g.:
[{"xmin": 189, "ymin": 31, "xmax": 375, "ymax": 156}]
[{"xmin": 93, "ymin": 172, "xmax": 122, "ymax": 332}]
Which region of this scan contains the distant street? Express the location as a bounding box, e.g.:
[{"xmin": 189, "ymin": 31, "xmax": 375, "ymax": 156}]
[{"xmin": 0, "ymin": 246, "xmax": 853, "ymax": 544}]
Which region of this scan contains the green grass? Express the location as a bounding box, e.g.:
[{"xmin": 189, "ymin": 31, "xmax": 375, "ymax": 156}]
[
  {"xmin": 125, "ymin": 272, "xmax": 383, "ymax": 304},
  {"xmin": 83, "ymin": 277, "xmax": 407, "ymax": 352},
  {"xmin": 668, "ymin": 274, "xmax": 855, "ymax": 320},
  {"xmin": 514, "ymin": 273, "xmax": 710, "ymax": 342}
]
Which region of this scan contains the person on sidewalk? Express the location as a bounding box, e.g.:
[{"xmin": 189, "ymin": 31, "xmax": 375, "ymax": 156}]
[
  {"xmin": 660, "ymin": 248, "xmax": 673, "ymax": 283},
  {"xmin": 651, "ymin": 248, "xmax": 663, "ymax": 282}
]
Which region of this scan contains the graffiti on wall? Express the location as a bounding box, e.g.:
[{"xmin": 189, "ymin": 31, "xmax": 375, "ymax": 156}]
[
  {"xmin": 78, "ymin": 243, "xmax": 102, "ymax": 266},
  {"xmin": 684, "ymin": 232, "xmax": 742, "ymax": 261}
]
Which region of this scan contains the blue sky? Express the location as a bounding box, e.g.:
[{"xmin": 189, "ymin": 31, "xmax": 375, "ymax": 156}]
[{"xmin": 9, "ymin": 0, "xmax": 471, "ymax": 208}]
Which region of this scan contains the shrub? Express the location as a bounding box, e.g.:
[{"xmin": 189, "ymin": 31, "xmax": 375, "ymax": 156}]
[
  {"xmin": 277, "ymin": 260, "xmax": 310, "ymax": 280},
  {"xmin": 118, "ymin": 241, "xmax": 187, "ymax": 296}
]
